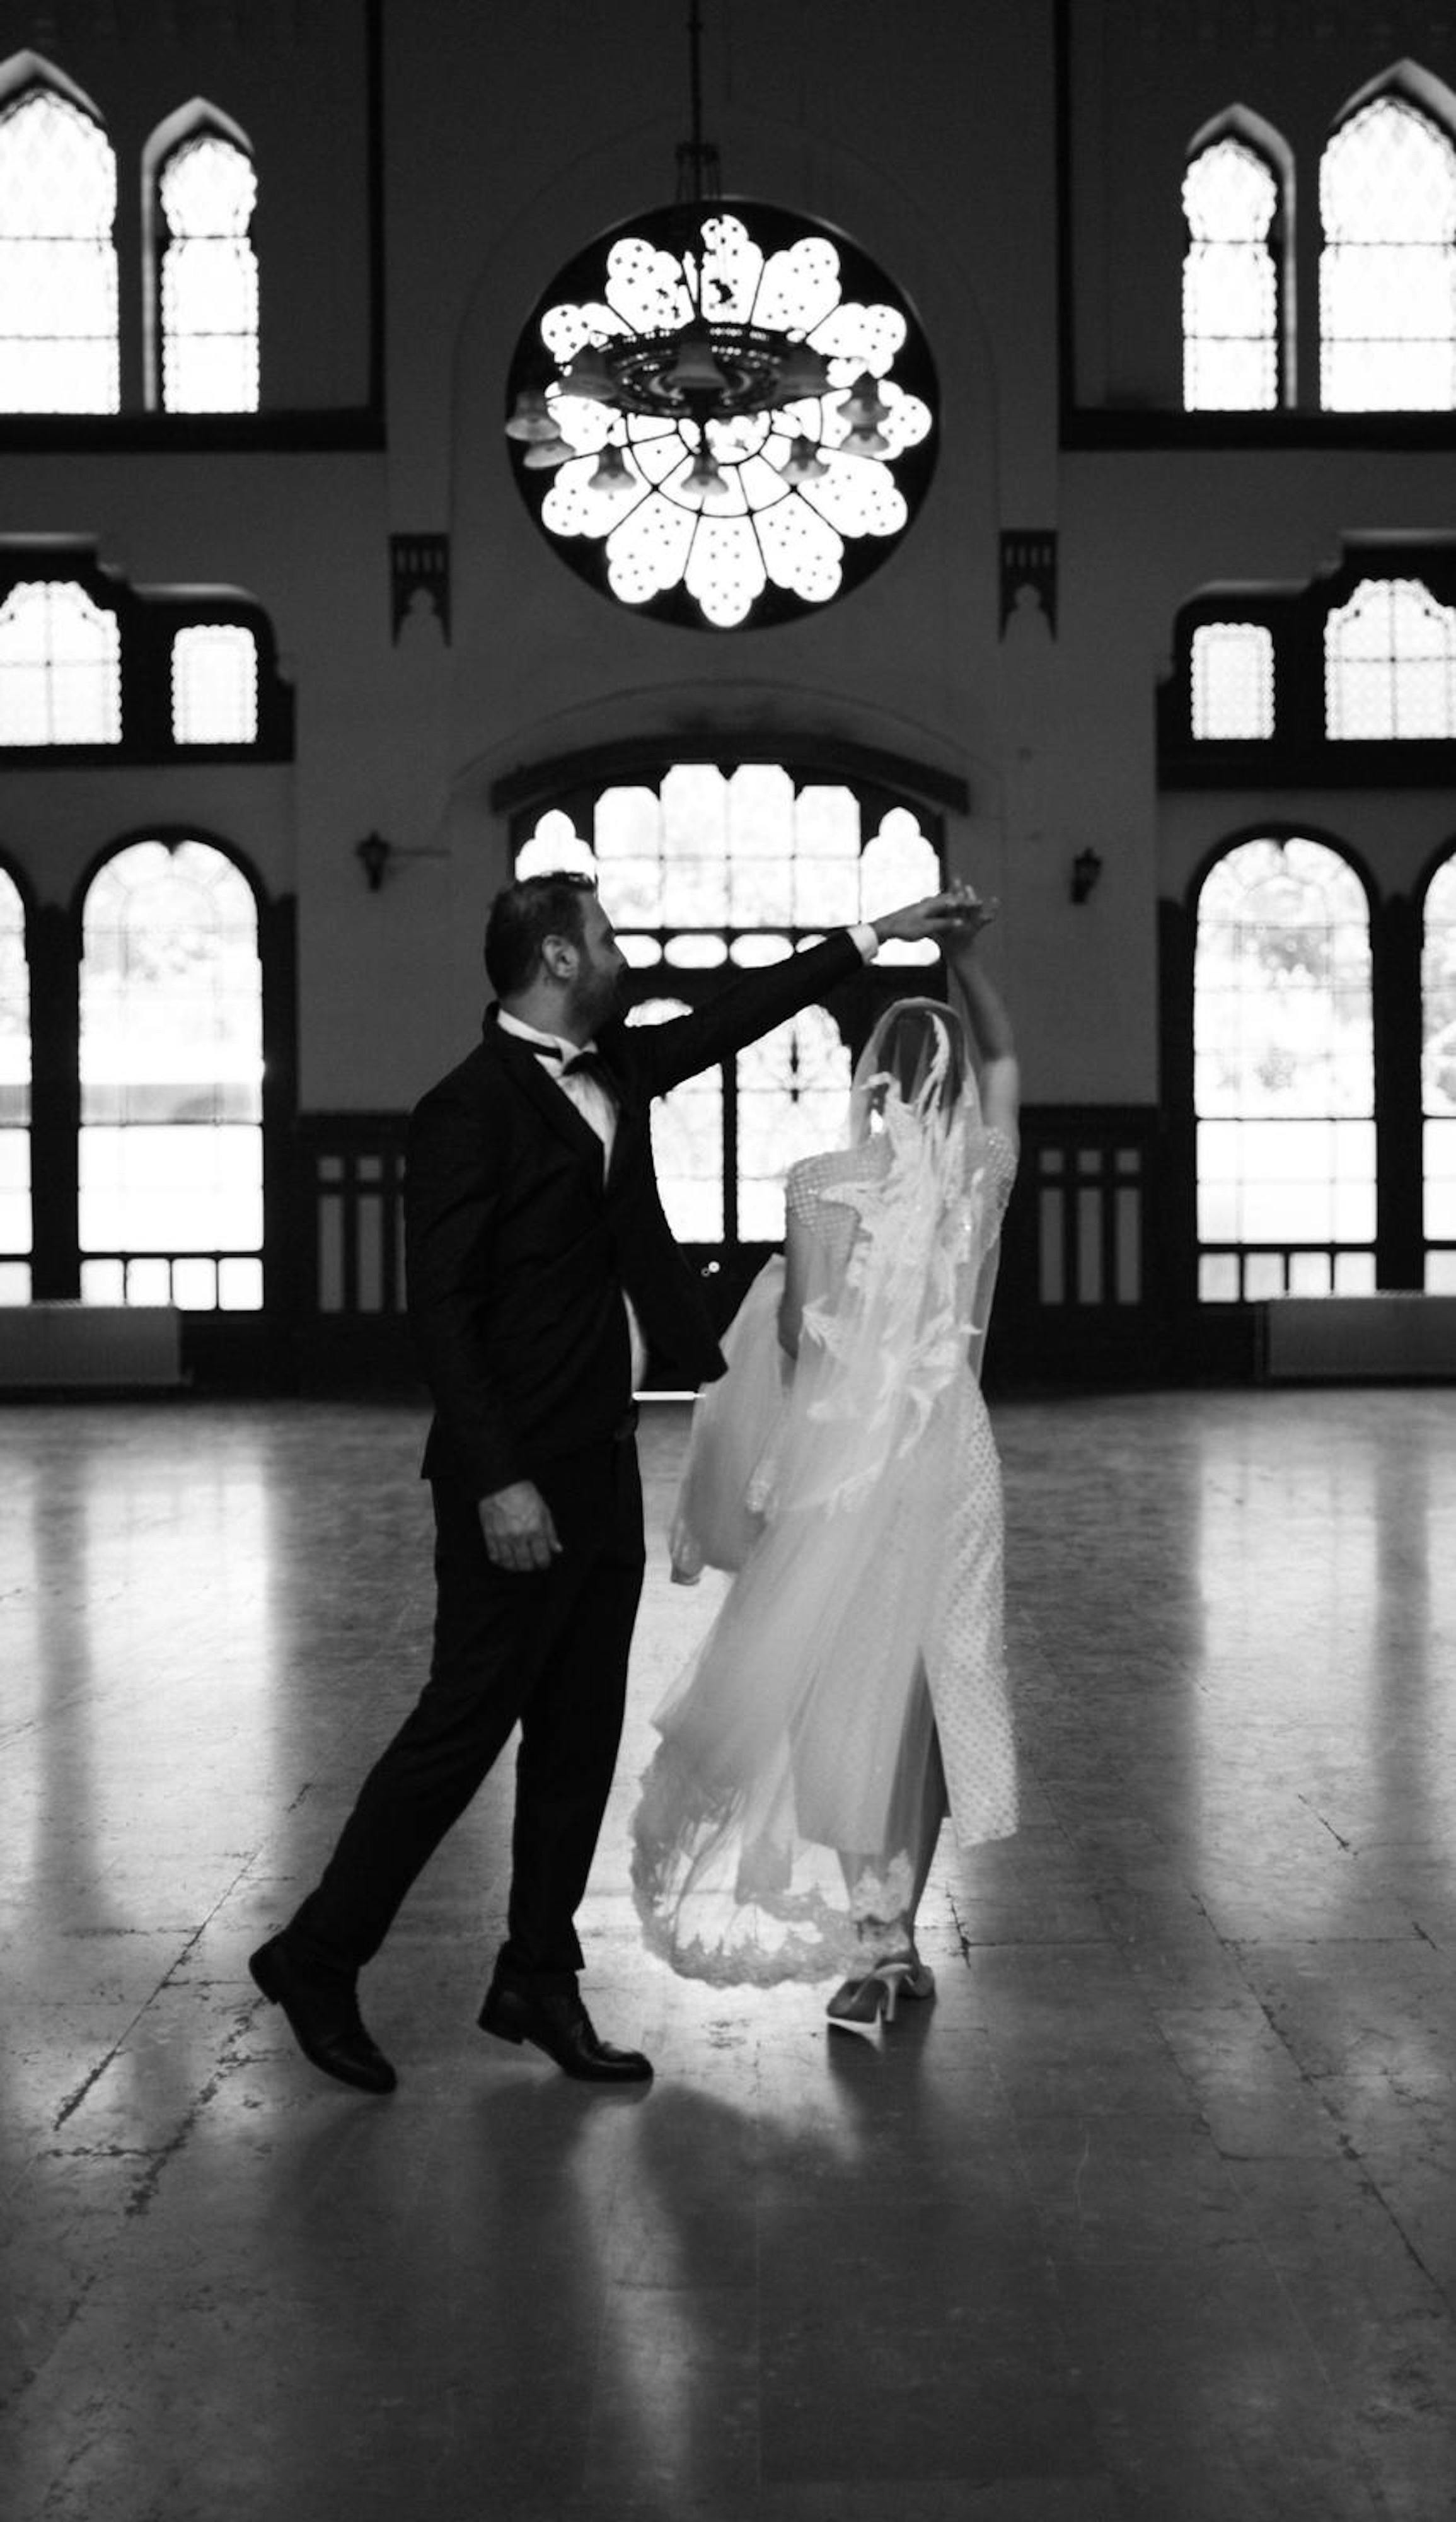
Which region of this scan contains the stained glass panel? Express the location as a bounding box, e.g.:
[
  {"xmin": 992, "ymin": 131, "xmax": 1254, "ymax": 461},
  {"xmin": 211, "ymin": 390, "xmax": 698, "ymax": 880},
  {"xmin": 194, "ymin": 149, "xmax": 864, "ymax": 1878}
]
[
  {"xmin": 80, "ymin": 840, "xmax": 264, "ymax": 1307},
  {"xmin": 1320, "ymin": 98, "xmax": 1456, "ymax": 410},
  {"xmin": 171, "ymin": 624, "xmax": 258, "ymax": 744},
  {"xmin": 159, "ymin": 134, "xmax": 259, "ymax": 413},
  {"xmin": 1325, "ymin": 578, "xmax": 1456, "ymax": 739},
  {"xmin": 1191, "ymin": 622, "xmax": 1275, "ymax": 739},
  {"xmin": 1195, "ymin": 837, "xmax": 1375, "ymax": 1298},
  {"xmin": 0, "ymin": 581, "xmax": 121, "ymax": 745},
  {"xmin": 1182, "ymin": 138, "xmax": 1280, "ymax": 411},
  {"xmin": 0, "ymin": 88, "xmax": 118, "ymax": 412}
]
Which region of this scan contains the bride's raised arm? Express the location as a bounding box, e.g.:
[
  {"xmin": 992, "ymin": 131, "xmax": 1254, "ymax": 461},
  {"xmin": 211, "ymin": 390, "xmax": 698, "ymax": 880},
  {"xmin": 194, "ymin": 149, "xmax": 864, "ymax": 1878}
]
[{"xmin": 944, "ymin": 891, "xmax": 1020, "ymax": 1151}]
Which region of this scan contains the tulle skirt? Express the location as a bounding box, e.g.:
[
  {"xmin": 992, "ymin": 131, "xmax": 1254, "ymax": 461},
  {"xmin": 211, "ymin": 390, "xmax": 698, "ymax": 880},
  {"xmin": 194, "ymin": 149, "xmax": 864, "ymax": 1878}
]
[{"xmin": 632, "ymin": 1265, "xmax": 1017, "ymax": 1987}]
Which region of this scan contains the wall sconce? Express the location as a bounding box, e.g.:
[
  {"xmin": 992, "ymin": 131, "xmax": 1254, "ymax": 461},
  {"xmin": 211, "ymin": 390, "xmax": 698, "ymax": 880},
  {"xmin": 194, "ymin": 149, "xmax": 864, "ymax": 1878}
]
[
  {"xmin": 1070, "ymin": 847, "xmax": 1104, "ymax": 905},
  {"xmin": 355, "ymin": 830, "xmax": 449, "ymax": 890}
]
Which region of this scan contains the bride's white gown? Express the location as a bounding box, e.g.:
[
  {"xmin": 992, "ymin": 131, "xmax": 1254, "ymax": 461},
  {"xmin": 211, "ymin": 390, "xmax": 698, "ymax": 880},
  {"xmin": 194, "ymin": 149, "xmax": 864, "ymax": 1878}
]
[{"xmin": 632, "ymin": 1108, "xmax": 1019, "ymax": 1986}]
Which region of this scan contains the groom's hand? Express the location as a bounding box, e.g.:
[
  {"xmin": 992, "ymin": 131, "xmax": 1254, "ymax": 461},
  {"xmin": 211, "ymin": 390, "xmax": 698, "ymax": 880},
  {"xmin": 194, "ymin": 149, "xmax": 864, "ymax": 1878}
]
[
  {"xmin": 872, "ymin": 887, "xmax": 998, "ymax": 945},
  {"xmin": 479, "ymin": 1479, "xmax": 563, "ymax": 1573}
]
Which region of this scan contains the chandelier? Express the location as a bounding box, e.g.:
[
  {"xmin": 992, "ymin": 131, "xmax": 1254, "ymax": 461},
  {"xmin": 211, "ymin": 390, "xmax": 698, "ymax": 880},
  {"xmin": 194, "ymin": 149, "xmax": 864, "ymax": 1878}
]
[{"xmin": 504, "ymin": 2, "xmax": 898, "ymax": 506}]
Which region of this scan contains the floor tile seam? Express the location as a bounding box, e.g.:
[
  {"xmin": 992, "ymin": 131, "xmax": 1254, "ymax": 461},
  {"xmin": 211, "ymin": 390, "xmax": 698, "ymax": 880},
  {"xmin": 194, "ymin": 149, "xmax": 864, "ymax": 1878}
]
[
  {"xmin": 46, "ymin": 1847, "xmax": 264, "ymax": 2147},
  {"xmin": 0, "ymin": 2265, "xmax": 101, "ymax": 2421},
  {"xmin": 1203, "ymin": 1970, "xmax": 1456, "ymax": 2320}
]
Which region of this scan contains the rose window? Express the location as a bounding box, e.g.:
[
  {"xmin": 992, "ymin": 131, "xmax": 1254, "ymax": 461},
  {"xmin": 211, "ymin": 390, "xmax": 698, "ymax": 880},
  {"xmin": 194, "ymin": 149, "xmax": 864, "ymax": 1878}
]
[{"xmin": 505, "ymin": 202, "xmax": 937, "ymax": 631}]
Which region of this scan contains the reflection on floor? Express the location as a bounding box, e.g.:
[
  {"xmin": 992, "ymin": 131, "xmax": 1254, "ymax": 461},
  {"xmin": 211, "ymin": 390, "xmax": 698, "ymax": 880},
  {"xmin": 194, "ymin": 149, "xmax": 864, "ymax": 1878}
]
[{"xmin": 2, "ymin": 1390, "xmax": 1455, "ymax": 2521}]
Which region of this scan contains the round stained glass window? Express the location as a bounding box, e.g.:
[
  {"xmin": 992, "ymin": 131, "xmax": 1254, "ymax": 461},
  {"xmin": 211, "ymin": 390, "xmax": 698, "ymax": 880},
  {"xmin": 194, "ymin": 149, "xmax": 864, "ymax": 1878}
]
[{"xmin": 505, "ymin": 200, "xmax": 939, "ymax": 632}]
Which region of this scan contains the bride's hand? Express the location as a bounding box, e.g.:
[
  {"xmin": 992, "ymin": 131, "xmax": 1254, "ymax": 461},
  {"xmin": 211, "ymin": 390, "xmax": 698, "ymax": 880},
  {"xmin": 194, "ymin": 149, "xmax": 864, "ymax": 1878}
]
[
  {"xmin": 872, "ymin": 887, "xmax": 997, "ymax": 943},
  {"xmin": 944, "ymin": 879, "xmax": 998, "ymax": 943}
]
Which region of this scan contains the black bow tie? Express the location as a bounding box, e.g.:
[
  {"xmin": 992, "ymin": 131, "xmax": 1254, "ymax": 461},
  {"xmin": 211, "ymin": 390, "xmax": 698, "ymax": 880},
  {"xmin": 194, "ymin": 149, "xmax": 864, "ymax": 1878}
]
[{"xmin": 535, "ymin": 1042, "xmax": 615, "ymax": 1093}]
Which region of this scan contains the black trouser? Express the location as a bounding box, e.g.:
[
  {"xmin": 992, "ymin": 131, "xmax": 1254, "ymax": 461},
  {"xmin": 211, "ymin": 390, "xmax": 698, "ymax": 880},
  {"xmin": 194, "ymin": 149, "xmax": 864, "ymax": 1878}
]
[{"xmin": 289, "ymin": 1427, "xmax": 645, "ymax": 1980}]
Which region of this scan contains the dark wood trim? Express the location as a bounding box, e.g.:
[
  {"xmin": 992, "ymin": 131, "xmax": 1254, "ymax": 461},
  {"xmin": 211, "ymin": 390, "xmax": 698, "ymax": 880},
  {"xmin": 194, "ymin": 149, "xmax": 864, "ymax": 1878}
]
[
  {"xmin": 1376, "ymin": 892, "xmax": 1426, "ymax": 1289},
  {"xmin": 364, "ymin": 0, "xmax": 386, "ymax": 424},
  {"xmin": 0, "ymin": 411, "xmax": 384, "ymax": 455},
  {"xmin": 1064, "ymin": 409, "xmax": 1456, "ymax": 452},
  {"xmin": 26, "ymin": 904, "xmax": 80, "ymax": 1301},
  {"xmin": 262, "ymin": 896, "xmax": 299, "ymax": 1318},
  {"xmin": 1053, "ymin": 0, "xmax": 1077, "ymax": 439}
]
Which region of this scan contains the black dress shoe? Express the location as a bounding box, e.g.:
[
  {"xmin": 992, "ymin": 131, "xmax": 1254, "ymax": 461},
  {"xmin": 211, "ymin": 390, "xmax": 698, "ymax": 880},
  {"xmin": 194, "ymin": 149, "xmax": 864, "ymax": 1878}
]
[
  {"xmin": 478, "ymin": 1976, "xmax": 652, "ymax": 2083},
  {"xmin": 248, "ymin": 1932, "xmax": 396, "ymax": 2096}
]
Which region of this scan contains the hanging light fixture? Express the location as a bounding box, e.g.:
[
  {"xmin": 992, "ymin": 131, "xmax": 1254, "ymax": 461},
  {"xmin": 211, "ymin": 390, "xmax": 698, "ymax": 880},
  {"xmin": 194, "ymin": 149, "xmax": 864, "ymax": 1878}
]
[
  {"xmin": 777, "ymin": 433, "xmax": 829, "ymax": 485},
  {"xmin": 503, "ymin": 3, "xmax": 888, "ymax": 465}
]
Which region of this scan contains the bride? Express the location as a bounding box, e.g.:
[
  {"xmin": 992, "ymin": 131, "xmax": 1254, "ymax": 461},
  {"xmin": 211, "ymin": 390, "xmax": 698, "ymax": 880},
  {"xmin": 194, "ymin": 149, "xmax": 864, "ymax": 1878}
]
[{"xmin": 631, "ymin": 891, "xmax": 1020, "ymax": 2026}]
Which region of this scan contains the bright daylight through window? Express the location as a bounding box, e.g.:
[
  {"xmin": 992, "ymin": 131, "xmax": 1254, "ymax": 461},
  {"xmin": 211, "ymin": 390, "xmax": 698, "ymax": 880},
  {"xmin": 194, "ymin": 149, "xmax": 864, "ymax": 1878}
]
[
  {"xmin": 1195, "ymin": 837, "xmax": 1375, "ymax": 1301},
  {"xmin": 158, "ymin": 132, "xmax": 258, "ymax": 412},
  {"xmin": 1324, "ymin": 576, "xmax": 1456, "ymax": 738},
  {"xmin": 1321, "ymin": 96, "xmax": 1456, "ymax": 409},
  {"xmin": 79, "ymin": 840, "xmax": 264, "ymax": 1310},
  {"xmin": 0, "ymin": 84, "xmax": 118, "ymax": 412},
  {"xmin": 0, "ymin": 580, "xmax": 120, "ymax": 744},
  {"xmin": 517, "ymin": 764, "xmax": 942, "ymax": 1241},
  {"xmin": 1182, "ymin": 136, "xmax": 1280, "ymax": 410},
  {"xmin": 1423, "ymin": 857, "xmax": 1456, "ymax": 1288}
]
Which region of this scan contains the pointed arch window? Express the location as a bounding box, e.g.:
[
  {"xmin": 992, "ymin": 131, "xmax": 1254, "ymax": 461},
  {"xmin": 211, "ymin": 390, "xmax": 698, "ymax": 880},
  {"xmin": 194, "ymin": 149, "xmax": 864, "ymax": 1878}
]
[
  {"xmin": 1182, "ymin": 132, "xmax": 1282, "ymax": 411},
  {"xmin": 512, "ymin": 758, "xmax": 945, "ymax": 1267},
  {"xmin": 0, "ymin": 77, "xmax": 118, "ymax": 412},
  {"xmin": 0, "ymin": 579, "xmax": 120, "ymax": 744},
  {"xmin": 1325, "ymin": 577, "xmax": 1456, "ymax": 739},
  {"xmin": 1320, "ymin": 94, "xmax": 1456, "ymax": 409},
  {"xmin": 1423, "ymin": 856, "xmax": 1456, "ymax": 1289},
  {"xmin": 0, "ymin": 868, "xmax": 29, "ymax": 1301},
  {"xmin": 156, "ymin": 125, "xmax": 258, "ymax": 412},
  {"xmin": 1195, "ymin": 837, "xmax": 1375, "ymax": 1301},
  {"xmin": 79, "ymin": 839, "xmax": 264, "ymax": 1309}
]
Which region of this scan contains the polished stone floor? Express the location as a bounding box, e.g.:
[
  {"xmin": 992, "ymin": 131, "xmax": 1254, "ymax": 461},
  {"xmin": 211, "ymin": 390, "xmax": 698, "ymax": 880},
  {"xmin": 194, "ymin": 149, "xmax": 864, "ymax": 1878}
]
[{"xmin": 2, "ymin": 1390, "xmax": 1455, "ymax": 2522}]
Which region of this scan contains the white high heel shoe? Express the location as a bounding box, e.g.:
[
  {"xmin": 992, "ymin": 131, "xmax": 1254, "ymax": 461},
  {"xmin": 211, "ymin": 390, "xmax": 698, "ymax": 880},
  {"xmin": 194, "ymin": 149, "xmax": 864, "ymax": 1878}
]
[{"xmin": 825, "ymin": 1952, "xmax": 936, "ymax": 2027}]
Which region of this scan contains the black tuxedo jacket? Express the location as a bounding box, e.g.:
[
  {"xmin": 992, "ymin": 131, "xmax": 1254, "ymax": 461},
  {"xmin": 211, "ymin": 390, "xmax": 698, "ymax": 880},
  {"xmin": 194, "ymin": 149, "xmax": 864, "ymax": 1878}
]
[{"xmin": 406, "ymin": 929, "xmax": 864, "ymax": 1497}]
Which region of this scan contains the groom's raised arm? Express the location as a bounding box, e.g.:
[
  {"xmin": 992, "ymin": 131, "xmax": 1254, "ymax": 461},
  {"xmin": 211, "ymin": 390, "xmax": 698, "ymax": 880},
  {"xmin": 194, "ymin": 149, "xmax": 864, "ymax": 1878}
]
[{"xmin": 618, "ymin": 893, "xmax": 971, "ymax": 1100}]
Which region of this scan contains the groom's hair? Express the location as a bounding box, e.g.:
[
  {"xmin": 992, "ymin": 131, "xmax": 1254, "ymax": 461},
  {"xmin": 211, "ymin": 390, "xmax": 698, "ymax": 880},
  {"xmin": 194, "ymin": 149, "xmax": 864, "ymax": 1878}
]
[{"xmin": 485, "ymin": 869, "xmax": 599, "ymax": 996}]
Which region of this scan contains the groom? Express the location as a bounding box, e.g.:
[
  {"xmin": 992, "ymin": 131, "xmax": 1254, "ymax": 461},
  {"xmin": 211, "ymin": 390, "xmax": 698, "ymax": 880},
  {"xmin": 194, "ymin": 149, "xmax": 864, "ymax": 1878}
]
[{"xmin": 250, "ymin": 868, "xmax": 968, "ymax": 2090}]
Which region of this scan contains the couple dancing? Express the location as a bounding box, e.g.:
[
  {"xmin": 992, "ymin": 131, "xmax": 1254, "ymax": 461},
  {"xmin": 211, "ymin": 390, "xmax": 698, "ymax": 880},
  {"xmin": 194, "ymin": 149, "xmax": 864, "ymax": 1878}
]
[{"xmin": 250, "ymin": 868, "xmax": 1018, "ymax": 2089}]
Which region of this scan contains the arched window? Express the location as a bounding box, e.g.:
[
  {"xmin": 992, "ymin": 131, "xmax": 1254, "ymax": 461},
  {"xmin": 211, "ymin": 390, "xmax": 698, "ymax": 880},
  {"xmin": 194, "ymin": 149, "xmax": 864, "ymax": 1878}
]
[
  {"xmin": 0, "ymin": 868, "xmax": 29, "ymax": 1302},
  {"xmin": 0, "ymin": 74, "xmax": 118, "ymax": 412},
  {"xmin": 155, "ymin": 125, "xmax": 258, "ymax": 412},
  {"xmin": 0, "ymin": 579, "xmax": 120, "ymax": 744},
  {"xmin": 1182, "ymin": 133, "xmax": 1282, "ymax": 410},
  {"xmin": 513, "ymin": 759, "xmax": 943, "ymax": 1262},
  {"xmin": 171, "ymin": 623, "xmax": 258, "ymax": 743},
  {"xmin": 79, "ymin": 839, "xmax": 264, "ymax": 1309},
  {"xmin": 1191, "ymin": 621, "xmax": 1275, "ymax": 739},
  {"xmin": 1320, "ymin": 93, "xmax": 1456, "ymax": 409},
  {"xmin": 1423, "ymin": 856, "xmax": 1456, "ymax": 1289},
  {"xmin": 1325, "ymin": 577, "xmax": 1456, "ymax": 739},
  {"xmin": 1194, "ymin": 837, "xmax": 1375, "ymax": 1300}
]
